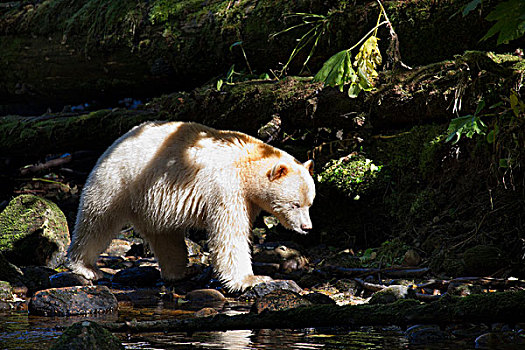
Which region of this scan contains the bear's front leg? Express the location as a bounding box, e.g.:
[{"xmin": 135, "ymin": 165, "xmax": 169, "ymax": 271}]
[{"xmin": 207, "ymin": 223, "xmax": 272, "ymax": 292}]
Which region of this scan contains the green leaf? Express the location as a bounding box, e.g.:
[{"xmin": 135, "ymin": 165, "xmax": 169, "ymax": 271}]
[
  {"xmin": 313, "ymin": 50, "xmax": 356, "ymax": 88},
  {"xmin": 480, "ymin": 0, "xmax": 525, "ymax": 45},
  {"xmin": 445, "ymin": 114, "xmax": 487, "ymax": 144},
  {"xmin": 229, "ymin": 41, "xmax": 243, "ymax": 52},
  {"xmin": 474, "ymin": 100, "xmax": 485, "ymax": 115},
  {"xmin": 226, "ymin": 65, "xmax": 235, "ymax": 82},
  {"xmin": 216, "ymin": 79, "xmax": 223, "ymax": 91},
  {"xmin": 462, "ymin": 0, "xmax": 482, "ymax": 17},
  {"xmin": 348, "ymin": 82, "xmax": 362, "ymax": 98},
  {"xmin": 486, "ymin": 129, "xmax": 496, "ymax": 144}
]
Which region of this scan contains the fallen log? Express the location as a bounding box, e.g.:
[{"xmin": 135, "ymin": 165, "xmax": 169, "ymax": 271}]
[
  {"xmin": 1, "ymin": 51, "xmax": 520, "ymax": 159},
  {"xmin": 103, "ymin": 290, "xmax": 525, "ymax": 333},
  {"xmin": 0, "ymin": 0, "xmax": 504, "ymax": 114}
]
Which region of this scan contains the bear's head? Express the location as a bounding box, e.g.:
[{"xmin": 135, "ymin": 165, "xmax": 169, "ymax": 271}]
[{"xmin": 260, "ymin": 159, "xmax": 315, "ymax": 234}]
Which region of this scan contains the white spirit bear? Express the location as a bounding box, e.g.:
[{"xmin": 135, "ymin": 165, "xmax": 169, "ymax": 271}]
[{"xmin": 67, "ymin": 121, "xmax": 315, "ymax": 291}]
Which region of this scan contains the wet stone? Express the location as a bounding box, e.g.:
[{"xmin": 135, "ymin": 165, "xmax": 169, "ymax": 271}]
[
  {"xmin": 194, "ymin": 307, "xmax": 219, "ymax": 318},
  {"xmin": 251, "ymin": 289, "xmax": 312, "ymax": 314},
  {"xmin": 0, "ymin": 252, "xmax": 24, "ymax": 285},
  {"xmin": 241, "ymin": 279, "xmax": 303, "ymax": 299},
  {"xmin": 405, "ymin": 324, "xmax": 449, "ymax": 344},
  {"xmin": 0, "ymin": 280, "xmax": 14, "ymax": 310},
  {"xmin": 186, "ymin": 288, "xmax": 226, "ymax": 302},
  {"xmin": 28, "ymin": 285, "xmax": 118, "ymax": 316},
  {"xmin": 49, "ymin": 320, "xmax": 124, "ymax": 350},
  {"xmin": 112, "ymin": 266, "xmax": 160, "ymax": 287},
  {"xmin": 368, "ymin": 285, "xmax": 411, "ymax": 304},
  {"xmin": 21, "ymin": 265, "xmax": 56, "ymax": 295},
  {"xmin": 49, "ymin": 271, "xmax": 91, "ymax": 288},
  {"xmin": 474, "ymin": 332, "xmax": 515, "ymax": 348},
  {"xmin": 103, "ymin": 239, "xmax": 132, "ymax": 257},
  {"xmin": 303, "ymin": 292, "xmax": 336, "ymax": 305}
]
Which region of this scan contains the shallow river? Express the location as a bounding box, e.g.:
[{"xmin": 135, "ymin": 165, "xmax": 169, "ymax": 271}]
[{"xmin": 0, "ymin": 307, "xmax": 484, "ymax": 350}]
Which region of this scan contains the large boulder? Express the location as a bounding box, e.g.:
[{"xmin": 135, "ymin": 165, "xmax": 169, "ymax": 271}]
[
  {"xmin": 28, "ymin": 285, "xmax": 118, "ymax": 316},
  {"xmin": 49, "ymin": 321, "xmax": 124, "ymax": 350},
  {"xmin": 0, "ymin": 195, "xmax": 70, "ymax": 268}
]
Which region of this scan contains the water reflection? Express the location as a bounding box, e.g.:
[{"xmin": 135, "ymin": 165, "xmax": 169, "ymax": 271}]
[
  {"xmin": 0, "ymin": 310, "xmax": 118, "ymax": 350},
  {"xmin": 121, "ymin": 327, "xmax": 410, "ymax": 349}
]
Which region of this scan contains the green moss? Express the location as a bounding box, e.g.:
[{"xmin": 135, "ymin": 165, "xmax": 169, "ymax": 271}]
[
  {"xmin": 50, "ymin": 321, "xmax": 124, "ymax": 350},
  {"xmin": 318, "ymin": 154, "xmax": 383, "ymax": 199},
  {"xmin": 0, "ymin": 195, "xmax": 69, "ymax": 267}
]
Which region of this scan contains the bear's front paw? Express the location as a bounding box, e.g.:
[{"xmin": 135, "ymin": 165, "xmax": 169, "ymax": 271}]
[
  {"xmin": 66, "ymin": 260, "xmax": 103, "ymax": 280},
  {"xmin": 242, "ymin": 275, "xmax": 273, "ymax": 289}
]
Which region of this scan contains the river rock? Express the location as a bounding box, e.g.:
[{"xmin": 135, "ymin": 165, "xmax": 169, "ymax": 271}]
[
  {"xmin": 112, "ymin": 266, "xmax": 160, "ymax": 286},
  {"xmin": 474, "ymin": 332, "xmax": 518, "ymax": 348},
  {"xmin": 253, "ymin": 243, "xmax": 308, "ymax": 272},
  {"xmin": 103, "ymin": 239, "xmax": 132, "ymax": 257},
  {"xmin": 49, "ymin": 320, "xmax": 124, "ymax": 350},
  {"xmin": 368, "ymin": 285, "xmax": 411, "ymax": 304},
  {"xmin": 0, "ymin": 195, "xmax": 70, "ymax": 268},
  {"xmin": 241, "ymin": 279, "xmax": 303, "ymax": 299},
  {"xmin": 49, "ymin": 271, "xmax": 91, "ymax": 288},
  {"xmin": 0, "ymin": 251, "xmax": 24, "ymax": 285},
  {"xmin": 405, "ymin": 324, "xmax": 449, "ymax": 344},
  {"xmin": 194, "ymin": 307, "xmax": 219, "ymax": 318},
  {"xmin": 186, "ymin": 289, "xmax": 226, "ymax": 304},
  {"xmin": 251, "ymin": 289, "xmax": 312, "ymax": 314},
  {"xmin": 20, "ymin": 265, "xmax": 55, "ymax": 295},
  {"xmin": 303, "ymin": 292, "xmax": 336, "ymax": 305},
  {"xmin": 28, "ymin": 285, "xmax": 118, "ymax": 316},
  {"xmin": 0, "ymin": 280, "xmax": 14, "ymax": 310}
]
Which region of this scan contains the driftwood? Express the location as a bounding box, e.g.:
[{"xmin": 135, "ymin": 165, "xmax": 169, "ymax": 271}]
[{"xmin": 103, "ymin": 290, "xmax": 525, "ymax": 333}]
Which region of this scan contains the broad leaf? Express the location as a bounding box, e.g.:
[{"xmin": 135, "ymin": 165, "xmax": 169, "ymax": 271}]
[
  {"xmin": 480, "ymin": 0, "xmax": 525, "ymax": 45},
  {"xmin": 462, "ymin": 0, "xmax": 482, "ymax": 17},
  {"xmin": 313, "ymin": 50, "xmax": 356, "ymax": 90},
  {"xmin": 446, "ymin": 114, "xmax": 487, "ymax": 144}
]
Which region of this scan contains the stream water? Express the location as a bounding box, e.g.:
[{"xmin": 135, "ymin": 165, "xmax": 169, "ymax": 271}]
[{"xmin": 0, "ymin": 305, "xmax": 486, "ymax": 350}]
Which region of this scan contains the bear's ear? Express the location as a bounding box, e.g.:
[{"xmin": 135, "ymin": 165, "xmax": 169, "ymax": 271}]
[
  {"xmin": 303, "ymin": 159, "xmax": 314, "ymax": 176},
  {"xmin": 267, "ymin": 162, "xmax": 289, "ymax": 181}
]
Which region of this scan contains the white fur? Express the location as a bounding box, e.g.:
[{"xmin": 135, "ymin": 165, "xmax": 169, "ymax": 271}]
[{"xmin": 67, "ymin": 121, "xmax": 315, "ymax": 291}]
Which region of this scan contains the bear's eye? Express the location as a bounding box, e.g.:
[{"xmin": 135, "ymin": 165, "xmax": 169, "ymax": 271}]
[{"xmin": 291, "ymin": 203, "xmax": 300, "ymax": 210}]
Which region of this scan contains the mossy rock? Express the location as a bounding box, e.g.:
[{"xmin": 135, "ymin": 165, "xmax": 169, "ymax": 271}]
[
  {"xmin": 49, "ymin": 321, "xmax": 124, "ymax": 350},
  {"xmin": 0, "ymin": 195, "xmax": 70, "ymax": 268}
]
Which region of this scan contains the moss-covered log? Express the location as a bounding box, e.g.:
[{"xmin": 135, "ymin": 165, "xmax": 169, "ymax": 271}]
[
  {"xmin": 103, "ymin": 290, "xmax": 525, "ymax": 332},
  {"xmin": 1, "ymin": 51, "xmax": 521, "ymax": 158},
  {"xmin": 0, "ymin": 0, "xmax": 509, "ymax": 114}
]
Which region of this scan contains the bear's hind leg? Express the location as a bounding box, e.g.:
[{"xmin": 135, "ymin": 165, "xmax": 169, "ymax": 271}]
[
  {"xmin": 67, "ymin": 212, "xmax": 125, "ymax": 280},
  {"xmin": 146, "ymin": 230, "xmax": 189, "ymax": 281}
]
